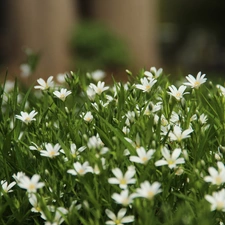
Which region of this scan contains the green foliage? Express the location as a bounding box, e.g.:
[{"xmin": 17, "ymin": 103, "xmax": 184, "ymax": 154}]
[
  {"xmin": 70, "ymin": 21, "xmax": 130, "ymax": 72},
  {"xmin": 1, "ymin": 69, "xmax": 225, "ymax": 224}
]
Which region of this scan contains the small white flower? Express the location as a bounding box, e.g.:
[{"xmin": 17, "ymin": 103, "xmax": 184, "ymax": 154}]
[
  {"xmin": 53, "ymin": 88, "xmax": 72, "ymax": 101},
  {"xmin": 105, "ymin": 208, "xmax": 134, "ymax": 225},
  {"xmin": 155, "ymin": 147, "xmax": 185, "ymax": 169},
  {"xmin": 20, "ymin": 64, "xmax": 31, "ymax": 77},
  {"xmin": 205, "ymin": 189, "xmax": 225, "ymax": 211},
  {"xmin": 135, "ymin": 77, "xmax": 157, "ymax": 92},
  {"xmin": 60, "ymin": 143, "xmax": 86, "ymax": 159},
  {"xmin": 134, "ymin": 181, "xmax": 162, "ymax": 200},
  {"xmin": 67, "ymin": 161, "xmax": 93, "ymax": 176},
  {"xmin": 29, "ymin": 142, "xmax": 43, "ymax": 151},
  {"xmin": 143, "ymin": 101, "xmax": 161, "ymax": 116},
  {"xmin": 40, "ymin": 143, "xmax": 61, "ymax": 158},
  {"xmin": 15, "ymin": 110, "xmax": 38, "ymax": 124},
  {"xmin": 34, "ymin": 76, "xmax": 54, "ymax": 90},
  {"xmin": 17, "ymin": 174, "xmax": 45, "ymax": 192},
  {"xmin": 199, "ymin": 113, "xmax": 208, "ymax": 125},
  {"xmin": 204, "ymin": 162, "xmax": 225, "ymax": 185},
  {"xmin": 87, "ymin": 70, "xmax": 106, "ymax": 81},
  {"xmin": 56, "ymin": 73, "xmax": 67, "ymax": 83},
  {"xmin": 111, "ymin": 189, "xmax": 135, "ymax": 206},
  {"xmin": 1, "ymin": 180, "xmax": 16, "ymax": 195},
  {"xmin": 89, "ymin": 81, "xmax": 109, "ymax": 95},
  {"xmin": 108, "ymin": 167, "xmax": 136, "ymax": 189},
  {"xmin": 184, "ymin": 72, "xmax": 207, "ymax": 89},
  {"xmin": 12, "ymin": 172, "xmax": 26, "ymax": 184},
  {"xmin": 169, "ymin": 125, "xmax": 193, "ymax": 142},
  {"xmin": 28, "ymin": 193, "xmax": 42, "ymax": 213},
  {"xmin": 82, "ymin": 111, "xmax": 93, "ymax": 122},
  {"xmin": 217, "ymin": 85, "xmax": 225, "ymax": 96},
  {"xmin": 129, "ymin": 147, "xmax": 155, "ymax": 165},
  {"xmin": 86, "ymin": 87, "xmax": 96, "ymax": 101},
  {"xmin": 150, "ymin": 67, "xmax": 163, "ymax": 78},
  {"xmin": 167, "ymin": 85, "xmax": 188, "ymax": 101}
]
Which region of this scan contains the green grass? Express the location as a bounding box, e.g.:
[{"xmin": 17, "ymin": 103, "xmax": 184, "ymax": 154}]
[{"xmin": 1, "ymin": 69, "xmax": 225, "ymax": 225}]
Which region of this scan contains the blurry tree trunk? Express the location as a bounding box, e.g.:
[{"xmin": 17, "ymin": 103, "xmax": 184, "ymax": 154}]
[
  {"xmin": 93, "ymin": 0, "xmax": 159, "ymax": 71},
  {"xmin": 8, "ymin": 0, "xmax": 76, "ymax": 80}
]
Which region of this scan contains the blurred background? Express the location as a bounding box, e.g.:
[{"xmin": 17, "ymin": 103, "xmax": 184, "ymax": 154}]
[{"xmin": 0, "ymin": 0, "xmax": 225, "ymax": 82}]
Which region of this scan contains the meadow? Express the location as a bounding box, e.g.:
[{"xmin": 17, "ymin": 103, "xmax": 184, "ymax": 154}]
[{"xmin": 1, "ymin": 68, "xmax": 225, "ymax": 225}]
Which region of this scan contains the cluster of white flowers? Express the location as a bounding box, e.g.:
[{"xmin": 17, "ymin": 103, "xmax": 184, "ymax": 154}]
[{"xmin": 4, "ymin": 67, "xmax": 224, "ymax": 224}]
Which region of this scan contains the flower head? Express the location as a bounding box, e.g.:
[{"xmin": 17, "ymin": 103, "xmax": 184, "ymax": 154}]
[
  {"xmin": 53, "ymin": 88, "xmax": 72, "ymax": 101},
  {"xmin": 184, "ymin": 72, "xmax": 207, "ymax": 89},
  {"xmin": 67, "ymin": 161, "xmax": 93, "ymax": 176},
  {"xmin": 17, "ymin": 174, "xmax": 45, "ymax": 192},
  {"xmin": 169, "ymin": 125, "xmax": 193, "ymax": 142},
  {"xmin": 34, "ymin": 76, "xmax": 54, "ymax": 90},
  {"xmin": 167, "ymin": 85, "xmax": 188, "ymax": 101},
  {"xmin": 111, "ymin": 189, "xmax": 136, "ymax": 206},
  {"xmin": 40, "ymin": 143, "xmax": 61, "ymax": 158},
  {"xmin": 155, "ymin": 147, "xmax": 185, "ymax": 169},
  {"xmin": 89, "ymin": 81, "xmax": 109, "ymax": 95},
  {"xmin": 205, "ymin": 189, "xmax": 225, "ymax": 211},
  {"xmin": 108, "ymin": 167, "xmax": 136, "ymax": 189},
  {"xmin": 87, "ymin": 70, "xmax": 106, "ymax": 81},
  {"xmin": 129, "ymin": 147, "xmax": 155, "ymax": 165},
  {"xmin": 1, "ymin": 180, "xmax": 16, "ymax": 196},
  {"xmin": 135, "ymin": 77, "xmax": 157, "ymax": 92},
  {"xmin": 105, "ymin": 208, "xmax": 134, "ymax": 225},
  {"xmin": 134, "ymin": 181, "xmax": 162, "ymax": 200},
  {"xmin": 15, "ymin": 110, "xmax": 38, "ymax": 124},
  {"xmin": 204, "ymin": 162, "xmax": 225, "ymax": 185}
]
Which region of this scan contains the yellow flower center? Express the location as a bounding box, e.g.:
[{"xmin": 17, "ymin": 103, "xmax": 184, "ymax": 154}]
[
  {"xmin": 194, "ymin": 81, "xmax": 200, "ymax": 87},
  {"xmin": 120, "ymin": 178, "xmax": 127, "ymax": 185},
  {"xmin": 141, "ymin": 156, "xmax": 148, "ymax": 164},
  {"xmin": 167, "ymin": 159, "xmax": 175, "ymax": 165},
  {"xmin": 215, "ymin": 176, "xmax": 222, "ymax": 185},
  {"xmin": 115, "ymin": 219, "xmax": 121, "ymax": 224},
  {"xmin": 28, "ymin": 183, "xmax": 36, "ymax": 191},
  {"xmin": 147, "ymin": 190, "xmax": 154, "ymax": 199}
]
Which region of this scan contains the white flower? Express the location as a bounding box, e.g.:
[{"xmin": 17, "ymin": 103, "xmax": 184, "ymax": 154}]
[
  {"xmin": 108, "ymin": 167, "xmax": 136, "ymax": 189},
  {"xmin": 205, "ymin": 189, "xmax": 225, "ymax": 211},
  {"xmin": 53, "ymin": 88, "xmax": 72, "ymax": 101},
  {"xmin": 40, "ymin": 143, "xmax": 61, "ymax": 158},
  {"xmin": 28, "ymin": 193, "xmax": 42, "ymax": 213},
  {"xmin": 34, "ymin": 76, "xmax": 54, "ymax": 90},
  {"xmin": 86, "ymin": 87, "xmax": 96, "ymax": 101},
  {"xmin": 105, "ymin": 208, "xmax": 134, "ymax": 225},
  {"xmin": 60, "ymin": 143, "xmax": 86, "ymax": 159},
  {"xmin": 135, "ymin": 77, "xmax": 157, "ymax": 92},
  {"xmin": 17, "ymin": 174, "xmax": 45, "ymax": 192},
  {"xmin": 134, "ymin": 181, "xmax": 162, "ymax": 200},
  {"xmin": 129, "ymin": 147, "xmax": 155, "ymax": 165},
  {"xmin": 67, "ymin": 161, "xmax": 93, "ymax": 176},
  {"xmin": 89, "ymin": 81, "xmax": 109, "ymax": 95},
  {"xmin": 82, "ymin": 111, "xmax": 93, "ymax": 122},
  {"xmin": 20, "ymin": 64, "xmax": 31, "ymax": 77},
  {"xmin": 15, "ymin": 110, "xmax": 38, "ymax": 124},
  {"xmin": 167, "ymin": 85, "xmax": 188, "ymax": 101},
  {"xmin": 217, "ymin": 85, "xmax": 225, "ymax": 96},
  {"xmin": 169, "ymin": 125, "xmax": 193, "ymax": 142},
  {"xmin": 111, "ymin": 189, "xmax": 136, "ymax": 206},
  {"xmin": 12, "ymin": 172, "xmax": 26, "ymax": 184},
  {"xmin": 42, "ymin": 206, "xmax": 68, "ymax": 225},
  {"xmin": 3, "ymin": 80, "xmax": 14, "ymax": 93},
  {"xmin": 56, "ymin": 73, "xmax": 67, "ymax": 83},
  {"xmin": 204, "ymin": 162, "xmax": 225, "ymax": 185},
  {"xmin": 143, "ymin": 101, "xmax": 161, "ymax": 116},
  {"xmin": 184, "ymin": 72, "xmax": 207, "ymax": 89},
  {"xmin": 150, "ymin": 67, "xmax": 163, "ymax": 78},
  {"xmin": 87, "ymin": 70, "xmax": 106, "ymax": 81},
  {"xmin": 29, "ymin": 142, "xmax": 43, "ymax": 151},
  {"xmin": 199, "ymin": 113, "xmax": 208, "ymax": 125},
  {"xmin": 1, "ymin": 180, "xmax": 16, "ymax": 196},
  {"xmin": 155, "ymin": 147, "xmax": 185, "ymax": 169}
]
